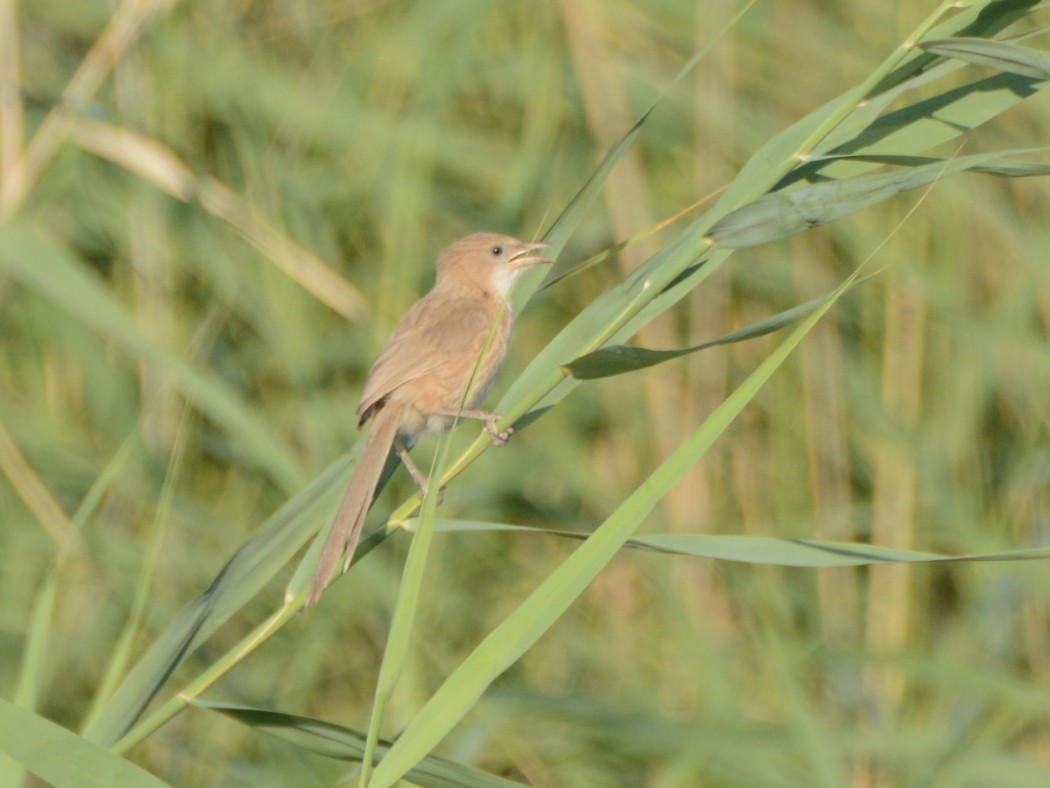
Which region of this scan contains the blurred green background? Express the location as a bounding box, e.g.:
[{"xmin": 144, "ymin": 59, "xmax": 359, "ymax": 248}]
[{"xmin": 2, "ymin": 0, "xmax": 1050, "ymax": 785}]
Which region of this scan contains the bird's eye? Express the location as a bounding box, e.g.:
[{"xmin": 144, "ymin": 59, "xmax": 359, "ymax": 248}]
[{"xmin": 490, "ymin": 245, "xmax": 503, "ymax": 257}]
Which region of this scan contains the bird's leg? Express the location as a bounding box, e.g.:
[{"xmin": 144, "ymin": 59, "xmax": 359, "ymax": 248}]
[
  {"xmin": 393, "ymin": 438, "xmax": 428, "ymax": 490},
  {"xmin": 393, "ymin": 438, "xmax": 445, "ymax": 504},
  {"xmin": 436, "ymin": 408, "xmax": 513, "ymax": 446}
]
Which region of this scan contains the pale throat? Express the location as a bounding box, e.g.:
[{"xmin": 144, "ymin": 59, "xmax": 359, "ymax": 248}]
[
  {"xmin": 490, "ymin": 263, "xmax": 524, "ymax": 300},
  {"xmin": 442, "ymin": 264, "xmax": 522, "ymax": 305}
]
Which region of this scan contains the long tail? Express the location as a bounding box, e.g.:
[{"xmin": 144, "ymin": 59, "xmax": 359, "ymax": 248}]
[{"xmin": 307, "ymin": 402, "xmax": 402, "ymax": 605}]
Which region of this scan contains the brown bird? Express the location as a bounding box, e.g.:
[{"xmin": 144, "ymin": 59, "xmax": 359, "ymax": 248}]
[{"xmin": 307, "ymin": 233, "xmax": 553, "ymax": 604}]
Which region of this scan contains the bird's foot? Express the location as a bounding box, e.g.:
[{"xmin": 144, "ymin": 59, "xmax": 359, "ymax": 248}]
[
  {"xmin": 419, "ymin": 484, "xmax": 446, "ymax": 506},
  {"xmin": 484, "ymin": 417, "xmax": 513, "ymax": 446}
]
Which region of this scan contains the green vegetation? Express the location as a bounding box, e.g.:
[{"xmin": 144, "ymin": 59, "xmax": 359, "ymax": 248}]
[{"xmin": 2, "ymin": 1, "xmax": 1050, "ymax": 785}]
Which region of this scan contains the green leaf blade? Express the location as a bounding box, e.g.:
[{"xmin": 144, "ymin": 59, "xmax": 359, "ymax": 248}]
[
  {"xmin": 193, "ymin": 700, "xmax": 523, "ymax": 788},
  {"xmin": 0, "ymin": 697, "xmax": 169, "ymax": 788},
  {"xmin": 921, "ymin": 37, "xmax": 1050, "ymax": 80},
  {"xmin": 710, "ymin": 150, "xmax": 1050, "ymax": 249}
]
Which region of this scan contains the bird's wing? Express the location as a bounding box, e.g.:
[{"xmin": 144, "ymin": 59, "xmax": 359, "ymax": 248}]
[
  {"xmin": 358, "ymin": 335, "xmax": 443, "ymax": 418},
  {"xmin": 358, "ymin": 294, "xmax": 496, "ymax": 419}
]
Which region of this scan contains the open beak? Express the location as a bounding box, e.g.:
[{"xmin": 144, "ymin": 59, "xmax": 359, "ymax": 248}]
[{"xmin": 509, "ymin": 241, "xmax": 554, "ymax": 269}]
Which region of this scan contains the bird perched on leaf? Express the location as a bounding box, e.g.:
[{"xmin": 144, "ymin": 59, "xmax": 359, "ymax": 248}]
[{"xmin": 308, "ymin": 233, "xmax": 553, "ymax": 604}]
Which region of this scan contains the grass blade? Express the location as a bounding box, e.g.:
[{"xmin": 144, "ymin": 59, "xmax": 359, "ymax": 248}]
[
  {"xmin": 413, "ymin": 519, "xmax": 1050, "ymax": 566},
  {"xmin": 192, "ymin": 700, "xmax": 523, "ymax": 788},
  {"xmin": 804, "ymin": 152, "xmax": 1050, "ymax": 177},
  {"xmin": 921, "ymin": 36, "xmax": 1050, "ymax": 79},
  {"xmin": 82, "ymin": 416, "xmax": 190, "ymax": 731},
  {"xmin": 4, "ymin": 426, "xmax": 139, "ymax": 786},
  {"xmin": 0, "ymin": 697, "xmax": 169, "ymax": 788},
  {"xmin": 357, "ymin": 435, "xmax": 447, "ymax": 784},
  {"xmin": 564, "ymin": 273, "xmax": 882, "ymax": 379},
  {"xmin": 711, "ymin": 149, "xmax": 1050, "ymax": 248}
]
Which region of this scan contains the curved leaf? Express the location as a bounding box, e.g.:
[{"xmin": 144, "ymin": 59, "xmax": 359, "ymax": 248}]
[
  {"xmin": 709, "ymin": 149, "xmax": 1050, "ymax": 248},
  {"xmin": 805, "ymin": 152, "xmax": 1050, "ymax": 177},
  {"xmin": 921, "ymin": 36, "xmax": 1050, "ymax": 80},
  {"xmin": 192, "ymin": 700, "xmax": 523, "ymax": 788},
  {"xmin": 563, "ymin": 273, "xmax": 880, "ymax": 380},
  {"xmin": 416, "ymin": 520, "xmax": 1050, "ymax": 567}
]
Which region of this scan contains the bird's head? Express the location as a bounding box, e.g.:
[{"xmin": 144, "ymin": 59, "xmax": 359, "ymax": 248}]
[{"xmin": 435, "ymin": 232, "xmax": 553, "ymax": 298}]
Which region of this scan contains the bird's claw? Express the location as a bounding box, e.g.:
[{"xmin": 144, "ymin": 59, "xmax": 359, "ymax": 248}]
[
  {"xmin": 486, "ymin": 422, "xmax": 513, "ymax": 446},
  {"xmin": 419, "ymin": 484, "xmax": 446, "ymax": 506}
]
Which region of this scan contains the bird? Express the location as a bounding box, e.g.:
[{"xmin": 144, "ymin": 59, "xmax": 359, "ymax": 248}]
[{"xmin": 307, "ymin": 232, "xmax": 553, "ymax": 604}]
